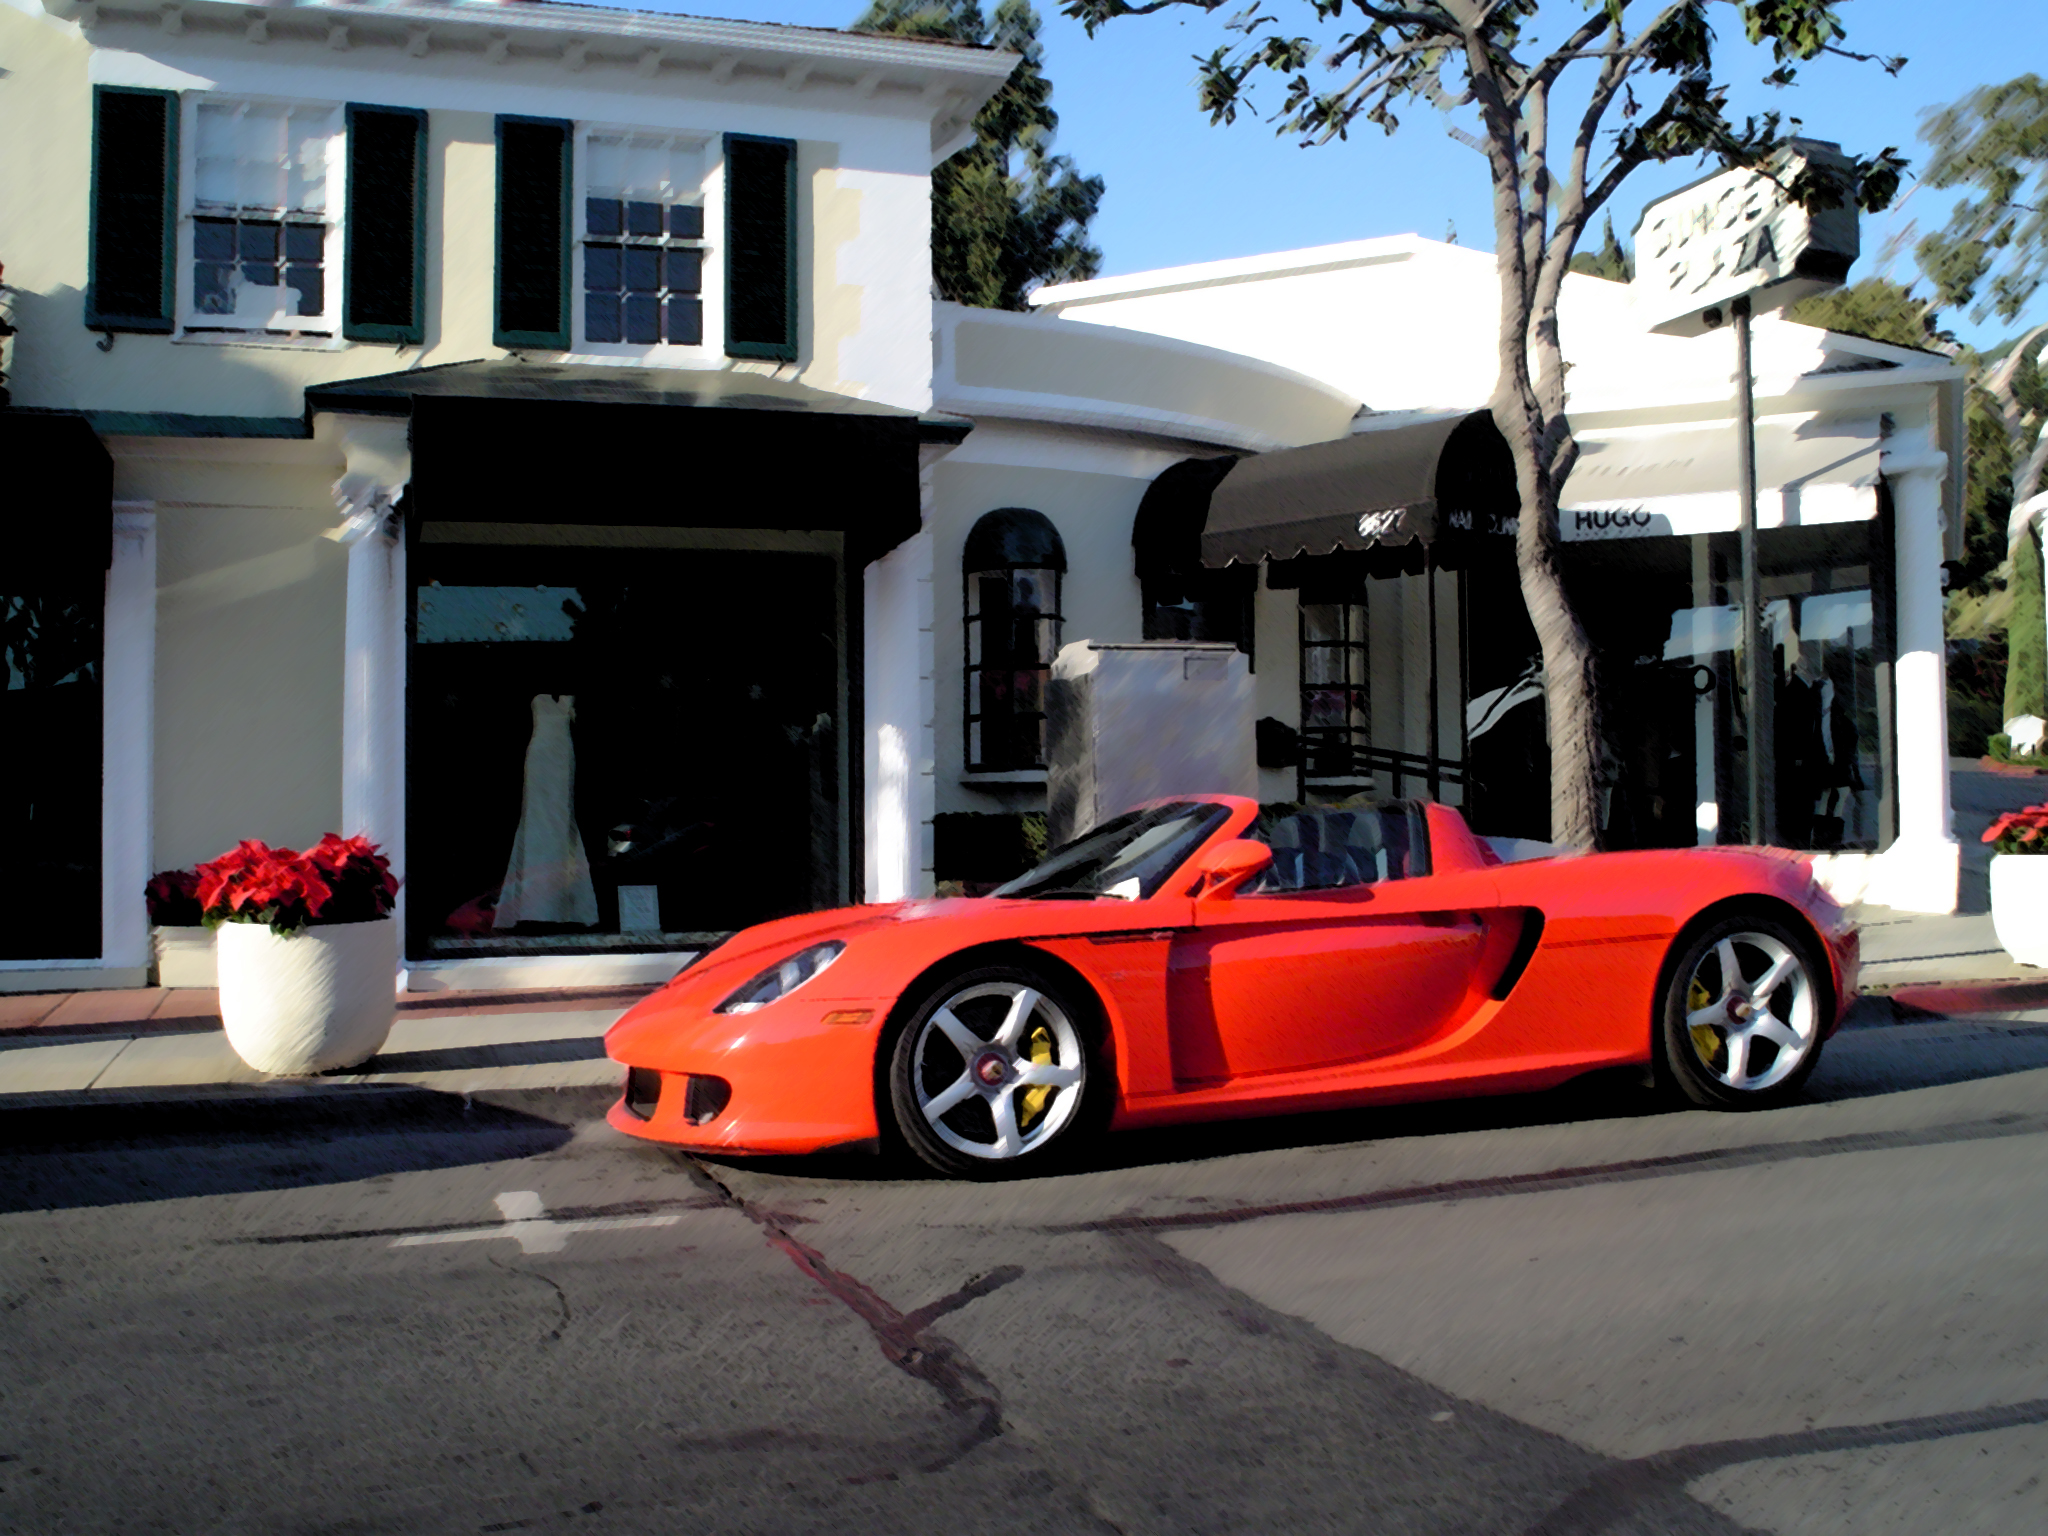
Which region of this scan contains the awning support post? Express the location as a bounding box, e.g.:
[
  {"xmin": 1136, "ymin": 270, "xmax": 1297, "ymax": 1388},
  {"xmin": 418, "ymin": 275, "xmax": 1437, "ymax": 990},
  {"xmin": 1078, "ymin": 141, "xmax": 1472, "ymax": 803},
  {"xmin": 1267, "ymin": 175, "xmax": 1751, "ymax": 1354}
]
[
  {"xmin": 1426, "ymin": 544, "xmax": 1441, "ymax": 802},
  {"xmin": 1734, "ymin": 296, "xmax": 1775, "ymax": 846}
]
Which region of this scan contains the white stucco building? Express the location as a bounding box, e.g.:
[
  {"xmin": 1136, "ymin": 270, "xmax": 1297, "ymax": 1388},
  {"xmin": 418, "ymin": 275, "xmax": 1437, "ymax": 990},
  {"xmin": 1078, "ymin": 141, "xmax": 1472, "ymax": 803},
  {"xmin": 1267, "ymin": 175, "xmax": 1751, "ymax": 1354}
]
[{"xmin": 0, "ymin": 0, "xmax": 1967, "ymax": 1000}]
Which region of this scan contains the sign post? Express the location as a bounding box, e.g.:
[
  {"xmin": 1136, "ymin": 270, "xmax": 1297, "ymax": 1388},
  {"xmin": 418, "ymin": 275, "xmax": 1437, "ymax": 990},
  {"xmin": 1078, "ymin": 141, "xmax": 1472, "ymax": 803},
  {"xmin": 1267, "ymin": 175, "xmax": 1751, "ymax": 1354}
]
[{"xmin": 1632, "ymin": 141, "xmax": 1858, "ymax": 845}]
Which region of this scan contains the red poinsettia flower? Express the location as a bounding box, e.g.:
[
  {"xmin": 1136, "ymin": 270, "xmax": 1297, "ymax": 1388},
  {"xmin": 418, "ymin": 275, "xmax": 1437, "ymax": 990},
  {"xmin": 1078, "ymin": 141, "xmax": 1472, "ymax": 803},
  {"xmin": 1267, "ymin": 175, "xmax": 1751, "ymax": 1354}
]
[
  {"xmin": 1983, "ymin": 804, "xmax": 2048, "ymax": 855},
  {"xmin": 192, "ymin": 834, "xmax": 395, "ymax": 935},
  {"xmin": 144, "ymin": 868, "xmax": 204, "ymax": 925}
]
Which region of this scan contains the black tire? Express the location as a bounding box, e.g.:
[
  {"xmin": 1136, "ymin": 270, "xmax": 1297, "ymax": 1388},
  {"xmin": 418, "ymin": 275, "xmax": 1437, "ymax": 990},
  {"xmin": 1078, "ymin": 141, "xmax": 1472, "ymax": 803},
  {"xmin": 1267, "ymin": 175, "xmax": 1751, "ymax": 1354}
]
[
  {"xmin": 886, "ymin": 964, "xmax": 1105, "ymax": 1179},
  {"xmin": 1658, "ymin": 911, "xmax": 1828, "ymax": 1109}
]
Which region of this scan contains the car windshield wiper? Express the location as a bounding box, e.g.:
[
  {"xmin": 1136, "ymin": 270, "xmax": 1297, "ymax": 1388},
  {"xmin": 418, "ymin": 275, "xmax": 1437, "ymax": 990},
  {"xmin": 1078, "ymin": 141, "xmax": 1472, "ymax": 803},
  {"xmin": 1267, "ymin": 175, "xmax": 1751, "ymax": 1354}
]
[{"xmin": 1017, "ymin": 888, "xmax": 1109, "ymax": 900}]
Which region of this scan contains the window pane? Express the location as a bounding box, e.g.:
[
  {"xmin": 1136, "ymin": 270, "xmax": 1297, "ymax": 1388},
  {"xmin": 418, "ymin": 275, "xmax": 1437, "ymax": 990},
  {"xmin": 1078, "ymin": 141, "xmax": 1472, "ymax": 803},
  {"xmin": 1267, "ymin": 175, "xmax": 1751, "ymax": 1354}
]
[
  {"xmin": 284, "ymin": 222, "xmax": 323, "ymax": 261},
  {"xmin": 585, "ymin": 197, "xmax": 623, "ymax": 237},
  {"xmin": 584, "ymin": 243, "xmax": 621, "ymax": 292},
  {"xmin": 286, "ymin": 264, "xmax": 323, "ymax": 316},
  {"xmin": 623, "ymin": 293, "xmax": 660, "ymax": 344},
  {"xmin": 663, "ymin": 295, "xmax": 703, "ymax": 346},
  {"xmin": 238, "ymin": 105, "xmax": 289, "ymax": 210},
  {"xmin": 193, "ymin": 263, "xmax": 235, "ymax": 314},
  {"xmin": 669, "ymin": 203, "xmax": 704, "ymax": 240},
  {"xmin": 194, "ymin": 218, "xmax": 236, "ymax": 261},
  {"xmin": 238, "ymin": 220, "xmax": 279, "ymax": 262},
  {"xmin": 288, "ymin": 112, "xmax": 328, "ymax": 212},
  {"xmin": 664, "ymin": 248, "xmax": 702, "ymax": 293},
  {"xmin": 584, "ymin": 293, "xmax": 621, "ymax": 343},
  {"xmin": 622, "ymin": 246, "xmax": 659, "ymax": 293},
  {"xmin": 626, "ymin": 199, "xmax": 663, "ymax": 237},
  {"xmin": 585, "ymin": 135, "xmax": 625, "ymax": 194},
  {"xmin": 240, "ymin": 261, "xmax": 279, "ymax": 289}
]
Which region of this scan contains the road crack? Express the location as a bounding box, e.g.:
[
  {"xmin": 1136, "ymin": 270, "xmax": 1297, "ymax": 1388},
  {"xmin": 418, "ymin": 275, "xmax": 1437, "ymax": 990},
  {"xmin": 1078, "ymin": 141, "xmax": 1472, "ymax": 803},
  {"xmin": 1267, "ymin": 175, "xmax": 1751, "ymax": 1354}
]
[{"xmin": 674, "ymin": 1154, "xmax": 1017, "ymax": 1474}]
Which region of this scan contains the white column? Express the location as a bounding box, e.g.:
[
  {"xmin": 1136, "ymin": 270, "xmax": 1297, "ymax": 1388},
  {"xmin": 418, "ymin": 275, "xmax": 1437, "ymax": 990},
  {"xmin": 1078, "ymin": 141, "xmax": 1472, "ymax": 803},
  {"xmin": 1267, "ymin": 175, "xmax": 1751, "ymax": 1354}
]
[
  {"xmin": 100, "ymin": 505, "xmax": 157, "ymax": 974},
  {"xmin": 327, "ymin": 416, "xmax": 412, "ymax": 980},
  {"xmin": 863, "ymin": 527, "xmax": 934, "ymax": 902},
  {"xmin": 1868, "ymin": 433, "xmax": 1959, "ymax": 913}
]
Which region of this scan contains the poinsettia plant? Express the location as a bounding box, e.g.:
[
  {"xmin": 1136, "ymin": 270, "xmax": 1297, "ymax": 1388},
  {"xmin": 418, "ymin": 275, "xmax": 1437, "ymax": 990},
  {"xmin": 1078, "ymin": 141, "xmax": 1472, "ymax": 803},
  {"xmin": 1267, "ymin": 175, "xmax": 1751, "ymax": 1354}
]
[
  {"xmin": 1982, "ymin": 804, "xmax": 2048, "ymax": 856},
  {"xmin": 194, "ymin": 835, "xmax": 400, "ymax": 936},
  {"xmin": 143, "ymin": 868, "xmax": 204, "ymax": 926}
]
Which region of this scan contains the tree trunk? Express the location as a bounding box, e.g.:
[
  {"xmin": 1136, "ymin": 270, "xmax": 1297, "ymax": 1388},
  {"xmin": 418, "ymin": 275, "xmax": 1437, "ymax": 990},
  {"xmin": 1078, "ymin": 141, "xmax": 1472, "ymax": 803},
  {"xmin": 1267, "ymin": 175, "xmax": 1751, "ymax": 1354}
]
[{"xmin": 1493, "ymin": 389, "xmax": 1604, "ymax": 848}]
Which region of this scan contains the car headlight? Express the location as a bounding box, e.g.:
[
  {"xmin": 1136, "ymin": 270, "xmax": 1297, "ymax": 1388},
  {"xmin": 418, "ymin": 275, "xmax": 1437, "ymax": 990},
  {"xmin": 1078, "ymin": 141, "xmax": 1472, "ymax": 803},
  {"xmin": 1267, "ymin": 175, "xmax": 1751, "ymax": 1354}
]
[{"xmin": 715, "ymin": 941, "xmax": 846, "ymax": 1014}]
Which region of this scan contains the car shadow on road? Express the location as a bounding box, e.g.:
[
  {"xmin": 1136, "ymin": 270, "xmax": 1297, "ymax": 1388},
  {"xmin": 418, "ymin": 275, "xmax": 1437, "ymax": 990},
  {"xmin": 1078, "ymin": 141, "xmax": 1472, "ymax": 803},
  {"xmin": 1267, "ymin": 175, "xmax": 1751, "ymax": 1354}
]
[
  {"xmin": 708, "ymin": 1007, "xmax": 2048, "ymax": 1188},
  {"xmin": 0, "ymin": 1088, "xmax": 604, "ymax": 1216}
]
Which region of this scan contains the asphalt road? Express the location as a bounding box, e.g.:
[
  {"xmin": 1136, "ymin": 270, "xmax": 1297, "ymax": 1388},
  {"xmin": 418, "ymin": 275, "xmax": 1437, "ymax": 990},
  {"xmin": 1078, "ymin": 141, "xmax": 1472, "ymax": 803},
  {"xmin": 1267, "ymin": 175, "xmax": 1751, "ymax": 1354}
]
[{"xmin": 5, "ymin": 1001, "xmax": 2048, "ymax": 1536}]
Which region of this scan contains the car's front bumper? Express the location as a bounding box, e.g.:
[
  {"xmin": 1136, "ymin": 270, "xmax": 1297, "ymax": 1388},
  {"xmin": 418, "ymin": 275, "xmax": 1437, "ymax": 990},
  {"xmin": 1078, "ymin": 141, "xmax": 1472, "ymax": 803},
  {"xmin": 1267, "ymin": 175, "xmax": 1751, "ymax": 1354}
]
[{"xmin": 605, "ymin": 1003, "xmax": 886, "ymax": 1156}]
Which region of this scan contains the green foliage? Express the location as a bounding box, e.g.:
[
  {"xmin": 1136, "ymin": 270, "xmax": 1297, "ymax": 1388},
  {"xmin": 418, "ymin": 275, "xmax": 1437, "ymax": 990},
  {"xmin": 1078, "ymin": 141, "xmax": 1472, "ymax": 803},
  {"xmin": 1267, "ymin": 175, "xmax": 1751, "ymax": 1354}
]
[
  {"xmin": 854, "ymin": 1, "xmax": 1104, "ymax": 309},
  {"xmin": 1062, "ymin": 1, "xmax": 1906, "ymax": 221},
  {"xmin": 1567, "ymin": 217, "xmax": 1634, "ymax": 283},
  {"xmin": 1916, "ymin": 75, "xmax": 2048, "ymax": 326},
  {"xmin": 2007, "ymin": 527, "xmax": 2047, "ymax": 724},
  {"xmin": 1786, "ymin": 277, "xmax": 1950, "ymax": 351}
]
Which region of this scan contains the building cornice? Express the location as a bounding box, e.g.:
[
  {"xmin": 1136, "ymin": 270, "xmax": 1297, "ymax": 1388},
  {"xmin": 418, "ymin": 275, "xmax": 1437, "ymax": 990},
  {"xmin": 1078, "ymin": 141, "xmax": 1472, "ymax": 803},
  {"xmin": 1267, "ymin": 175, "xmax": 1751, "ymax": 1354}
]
[{"xmin": 47, "ymin": 0, "xmax": 1017, "ymax": 165}]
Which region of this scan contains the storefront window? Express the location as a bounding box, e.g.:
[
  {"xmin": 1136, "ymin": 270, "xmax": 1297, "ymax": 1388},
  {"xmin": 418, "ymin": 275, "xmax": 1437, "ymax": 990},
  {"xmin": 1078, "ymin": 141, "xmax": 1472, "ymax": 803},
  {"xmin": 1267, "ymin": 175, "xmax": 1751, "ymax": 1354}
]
[
  {"xmin": 406, "ymin": 543, "xmax": 844, "ymax": 960},
  {"xmin": 1569, "ymin": 522, "xmax": 1891, "ymax": 852}
]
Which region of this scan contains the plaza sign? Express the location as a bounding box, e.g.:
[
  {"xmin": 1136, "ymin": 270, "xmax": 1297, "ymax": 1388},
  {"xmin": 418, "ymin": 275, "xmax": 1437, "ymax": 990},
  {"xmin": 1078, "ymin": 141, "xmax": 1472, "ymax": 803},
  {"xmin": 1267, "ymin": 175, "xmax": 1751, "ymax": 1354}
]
[{"xmin": 1632, "ymin": 139, "xmax": 1859, "ymax": 336}]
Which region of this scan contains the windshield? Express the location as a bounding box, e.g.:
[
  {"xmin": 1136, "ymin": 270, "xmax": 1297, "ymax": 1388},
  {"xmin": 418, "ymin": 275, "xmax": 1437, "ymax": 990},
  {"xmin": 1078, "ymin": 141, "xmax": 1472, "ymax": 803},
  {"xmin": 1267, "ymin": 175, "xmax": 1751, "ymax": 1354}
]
[{"xmin": 991, "ymin": 802, "xmax": 1231, "ymax": 901}]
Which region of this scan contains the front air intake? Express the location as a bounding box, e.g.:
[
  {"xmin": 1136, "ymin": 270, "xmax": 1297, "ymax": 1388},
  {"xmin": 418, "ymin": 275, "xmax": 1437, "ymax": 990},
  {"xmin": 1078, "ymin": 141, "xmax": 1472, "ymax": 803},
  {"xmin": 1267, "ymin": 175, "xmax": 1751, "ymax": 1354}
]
[
  {"xmin": 684, "ymin": 1075, "xmax": 732, "ymax": 1125},
  {"xmin": 624, "ymin": 1067, "xmax": 661, "ymax": 1120}
]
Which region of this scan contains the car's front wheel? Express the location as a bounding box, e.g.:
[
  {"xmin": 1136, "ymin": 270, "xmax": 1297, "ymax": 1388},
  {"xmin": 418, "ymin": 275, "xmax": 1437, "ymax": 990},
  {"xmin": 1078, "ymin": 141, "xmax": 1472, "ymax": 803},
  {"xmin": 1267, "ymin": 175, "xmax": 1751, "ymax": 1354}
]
[
  {"xmin": 887, "ymin": 965, "xmax": 1102, "ymax": 1178},
  {"xmin": 1659, "ymin": 912, "xmax": 1827, "ymax": 1108}
]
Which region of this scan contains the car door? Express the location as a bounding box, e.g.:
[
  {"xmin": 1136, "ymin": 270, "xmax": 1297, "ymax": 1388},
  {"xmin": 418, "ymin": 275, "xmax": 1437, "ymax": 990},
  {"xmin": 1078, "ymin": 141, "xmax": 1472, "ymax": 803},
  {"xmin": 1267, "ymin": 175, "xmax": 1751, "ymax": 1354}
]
[{"xmin": 1165, "ymin": 807, "xmax": 1499, "ymax": 1084}]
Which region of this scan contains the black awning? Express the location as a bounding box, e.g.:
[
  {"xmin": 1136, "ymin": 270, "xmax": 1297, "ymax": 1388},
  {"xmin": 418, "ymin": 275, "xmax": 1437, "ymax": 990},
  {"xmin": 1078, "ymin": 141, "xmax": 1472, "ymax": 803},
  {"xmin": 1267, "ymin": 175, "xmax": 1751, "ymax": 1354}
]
[
  {"xmin": 1133, "ymin": 410, "xmax": 1518, "ymax": 579},
  {"xmin": 1, "ymin": 411, "xmax": 112, "ymax": 586},
  {"xmin": 1132, "ymin": 454, "xmax": 1238, "ymax": 581},
  {"xmin": 1204, "ymin": 410, "xmax": 1501, "ymax": 566},
  {"xmin": 314, "ymin": 362, "xmax": 967, "ymax": 566}
]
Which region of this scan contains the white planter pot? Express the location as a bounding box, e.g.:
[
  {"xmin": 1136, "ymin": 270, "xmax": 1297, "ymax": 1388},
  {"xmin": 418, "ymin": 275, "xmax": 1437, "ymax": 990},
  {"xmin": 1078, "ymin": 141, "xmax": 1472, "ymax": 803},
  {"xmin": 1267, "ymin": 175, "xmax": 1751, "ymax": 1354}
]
[
  {"xmin": 153, "ymin": 925, "xmax": 218, "ymax": 988},
  {"xmin": 1990, "ymin": 854, "xmax": 2048, "ymax": 968},
  {"xmin": 217, "ymin": 918, "xmax": 398, "ymax": 1075}
]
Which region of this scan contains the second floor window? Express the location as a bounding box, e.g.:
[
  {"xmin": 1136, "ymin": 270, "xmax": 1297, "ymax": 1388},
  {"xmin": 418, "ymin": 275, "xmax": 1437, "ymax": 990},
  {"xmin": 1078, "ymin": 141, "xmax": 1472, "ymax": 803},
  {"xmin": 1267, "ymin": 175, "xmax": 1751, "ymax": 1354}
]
[
  {"xmin": 581, "ymin": 133, "xmax": 706, "ymax": 348},
  {"xmin": 189, "ymin": 100, "xmax": 338, "ymax": 335}
]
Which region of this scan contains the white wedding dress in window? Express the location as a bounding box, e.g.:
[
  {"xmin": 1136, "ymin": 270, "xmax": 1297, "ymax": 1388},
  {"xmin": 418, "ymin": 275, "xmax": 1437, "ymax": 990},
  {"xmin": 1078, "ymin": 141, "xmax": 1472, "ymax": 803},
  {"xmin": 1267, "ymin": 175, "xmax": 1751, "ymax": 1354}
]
[{"xmin": 493, "ymin": 693, "xmax": 599, "ymax": 928}]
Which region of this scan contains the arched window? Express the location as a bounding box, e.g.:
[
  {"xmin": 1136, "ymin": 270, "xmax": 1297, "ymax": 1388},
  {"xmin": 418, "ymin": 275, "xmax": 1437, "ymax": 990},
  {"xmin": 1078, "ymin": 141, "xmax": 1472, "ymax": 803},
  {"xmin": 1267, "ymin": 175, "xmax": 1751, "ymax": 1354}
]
[{"xmin": 963, "ymin": 508, "xmax": 1065, "ymax": 771}]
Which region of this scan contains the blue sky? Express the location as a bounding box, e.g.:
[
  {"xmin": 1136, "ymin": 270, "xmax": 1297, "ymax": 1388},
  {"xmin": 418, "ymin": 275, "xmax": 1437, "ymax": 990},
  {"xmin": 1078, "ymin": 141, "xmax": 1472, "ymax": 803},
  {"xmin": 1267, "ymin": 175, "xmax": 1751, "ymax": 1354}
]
[{"xmin": 654, "ymin": 0, "xmax": 2038, "ymax": 348}]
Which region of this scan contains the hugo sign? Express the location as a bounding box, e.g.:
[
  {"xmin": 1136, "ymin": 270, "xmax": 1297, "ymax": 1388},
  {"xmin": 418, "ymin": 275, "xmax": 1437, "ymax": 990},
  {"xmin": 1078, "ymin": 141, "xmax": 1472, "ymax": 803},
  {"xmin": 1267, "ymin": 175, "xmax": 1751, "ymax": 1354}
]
[{"xmin": 1632, "ymin": 139, "xmax": 1858, "ymax": 337}]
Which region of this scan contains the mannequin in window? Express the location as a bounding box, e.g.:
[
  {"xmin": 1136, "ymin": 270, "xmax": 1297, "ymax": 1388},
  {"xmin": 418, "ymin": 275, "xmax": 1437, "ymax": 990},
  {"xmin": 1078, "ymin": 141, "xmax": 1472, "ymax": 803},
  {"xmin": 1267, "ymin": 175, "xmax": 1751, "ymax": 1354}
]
[{"xmin": 494, "ymin": 693, "xmax": 599, "ymax": 928}]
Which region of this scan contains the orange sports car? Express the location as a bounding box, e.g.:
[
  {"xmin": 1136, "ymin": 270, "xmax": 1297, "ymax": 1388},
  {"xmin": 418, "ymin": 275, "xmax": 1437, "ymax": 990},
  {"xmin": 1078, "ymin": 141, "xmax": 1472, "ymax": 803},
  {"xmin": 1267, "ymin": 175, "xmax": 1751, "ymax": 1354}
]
[{"xmin": 606, "ymin": 796, "xmax": 1859, "ymax": 1177}]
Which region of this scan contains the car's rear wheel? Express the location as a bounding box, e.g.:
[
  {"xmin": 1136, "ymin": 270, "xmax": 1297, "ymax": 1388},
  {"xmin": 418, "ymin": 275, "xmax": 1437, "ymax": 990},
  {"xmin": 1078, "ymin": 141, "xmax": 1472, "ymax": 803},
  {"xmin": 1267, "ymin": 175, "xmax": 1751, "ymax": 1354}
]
[
  {"xmin": 1659, "ymin": 912, "xmax": 1827, "ymax": 1108},
  {"xmin": 887, "ymin": 965, "xmax": 1102, "ymax": 1178}
]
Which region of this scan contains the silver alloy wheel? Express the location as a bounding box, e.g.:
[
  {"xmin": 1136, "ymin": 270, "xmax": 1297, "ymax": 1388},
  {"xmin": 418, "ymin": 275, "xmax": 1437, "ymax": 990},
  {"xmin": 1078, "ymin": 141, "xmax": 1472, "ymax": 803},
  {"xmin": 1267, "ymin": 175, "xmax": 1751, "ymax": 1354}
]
[
  {"xmin": 911, "ymin": 981, "xmax": 1086, "ymax": 1161},
  {"xmin": 1682, "ymin": 930, "xmax": 1818, "ymax": 1092}
]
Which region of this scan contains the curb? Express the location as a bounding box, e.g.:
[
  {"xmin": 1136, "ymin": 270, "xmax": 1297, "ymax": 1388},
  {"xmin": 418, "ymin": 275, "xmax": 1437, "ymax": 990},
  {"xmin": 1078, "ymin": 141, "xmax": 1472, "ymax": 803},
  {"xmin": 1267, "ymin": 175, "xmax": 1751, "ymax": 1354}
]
[
  {"xmin": 1878, "ymin": 976, "xmax": 2048, "ymax": 1014},
  {"xmin": 0, "ymin": 984, "xmax": 659, "ymax": 1041},
  {"xmin": 0, "ymin": 1081, "xmax": 622, "ymax": 1147}
]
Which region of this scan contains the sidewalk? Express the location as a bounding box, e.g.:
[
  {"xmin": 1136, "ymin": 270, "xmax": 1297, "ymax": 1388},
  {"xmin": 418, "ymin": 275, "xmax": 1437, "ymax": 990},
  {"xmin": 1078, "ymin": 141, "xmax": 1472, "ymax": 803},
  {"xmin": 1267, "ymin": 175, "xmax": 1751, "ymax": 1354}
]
[
  {"xmin": 6, "ymin": 901, "xmax": 2047, "ymax": 1117},
  {"xmin": 0, "ymin": 984, "xmax": 657, "ymax": 1113}
]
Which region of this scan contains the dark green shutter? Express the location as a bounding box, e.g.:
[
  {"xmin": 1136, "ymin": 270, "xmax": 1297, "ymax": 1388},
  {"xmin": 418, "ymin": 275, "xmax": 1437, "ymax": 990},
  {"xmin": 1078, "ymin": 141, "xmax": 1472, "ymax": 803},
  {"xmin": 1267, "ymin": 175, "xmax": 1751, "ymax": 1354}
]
[
  {"xmin": 494, "ymin": 115, "xmax": 571, "ymax": 350},
  {"xmin": 724, "ymin": 134, "xmax": 797, "ymax": 362},
  {"xmin": 87, "ymin": 86, "xmax": 178, "ymax": 333},
  {"xmin": 344, "ymin": 104, "xmax": 427, "ymax": 345}
]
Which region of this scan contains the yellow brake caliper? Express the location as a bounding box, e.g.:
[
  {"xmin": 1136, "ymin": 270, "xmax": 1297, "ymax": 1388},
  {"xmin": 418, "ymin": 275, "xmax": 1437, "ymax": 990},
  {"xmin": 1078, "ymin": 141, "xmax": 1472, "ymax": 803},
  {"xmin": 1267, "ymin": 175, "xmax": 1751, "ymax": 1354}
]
[
  {"xmin": 1018, "ymin": 1024, "xmax": 1054, "ymax": 1129},
  {"xmin": 1688, "ymin": 975, "xmax": 1721, "ymax": 1066}
]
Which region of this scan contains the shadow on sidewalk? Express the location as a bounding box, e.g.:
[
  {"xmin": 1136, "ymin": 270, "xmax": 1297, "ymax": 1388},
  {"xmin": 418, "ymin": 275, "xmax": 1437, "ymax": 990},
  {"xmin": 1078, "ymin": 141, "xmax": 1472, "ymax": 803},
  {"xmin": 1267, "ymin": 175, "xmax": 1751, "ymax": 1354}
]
[{"xmin": 0, "ymin": 1088, "xmax": 607, "ymax": 1216}]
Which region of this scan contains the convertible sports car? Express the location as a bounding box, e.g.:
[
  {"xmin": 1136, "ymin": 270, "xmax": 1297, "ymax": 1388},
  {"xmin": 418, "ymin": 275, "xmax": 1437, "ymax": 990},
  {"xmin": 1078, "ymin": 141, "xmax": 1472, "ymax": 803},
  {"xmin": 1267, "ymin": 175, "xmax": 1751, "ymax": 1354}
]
[{"xmin": 606, "ymin": 796, "xmax": 1859, "ymax": 1177}]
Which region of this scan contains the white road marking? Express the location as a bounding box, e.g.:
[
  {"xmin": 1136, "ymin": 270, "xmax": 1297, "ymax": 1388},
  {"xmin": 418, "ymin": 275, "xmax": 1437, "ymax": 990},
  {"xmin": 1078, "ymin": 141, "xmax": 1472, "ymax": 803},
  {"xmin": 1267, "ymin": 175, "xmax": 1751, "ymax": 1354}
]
[{"xmin": 391, "ymin": 1190, "xmax": 682, "ymax": 1255}]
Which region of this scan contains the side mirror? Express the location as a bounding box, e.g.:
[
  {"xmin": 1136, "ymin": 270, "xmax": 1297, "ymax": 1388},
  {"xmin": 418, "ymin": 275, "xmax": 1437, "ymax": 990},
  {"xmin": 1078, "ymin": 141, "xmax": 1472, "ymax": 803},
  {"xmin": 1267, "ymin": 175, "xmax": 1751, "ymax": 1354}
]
[{"xmin": 1189, "ymin": 838, "xmax": 1273, "ymax": 901}]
